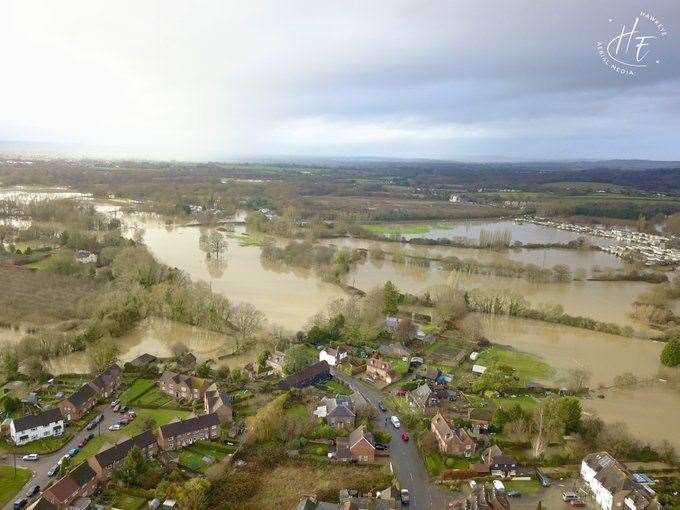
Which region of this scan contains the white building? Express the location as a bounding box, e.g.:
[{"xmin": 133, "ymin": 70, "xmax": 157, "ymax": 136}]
[
  {"xmin": 74, "ymin": 250, "xmax": 97, "ymax": 264},
  {"xmin": 319, "ymin": 347, "xmax": 348, "ymax": 367},
  {"xmin": 581, "ymin": 452, "xmax": 660, "ymax": 510},
  {"xmin": 10, "ymin": 408, "xmax": 64, "ymax": 445}
]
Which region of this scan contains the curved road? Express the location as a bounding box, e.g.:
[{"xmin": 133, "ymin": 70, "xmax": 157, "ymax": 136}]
[{"xmin": 333, "ymin": 370, "xmax": 451, "ymax": 510}]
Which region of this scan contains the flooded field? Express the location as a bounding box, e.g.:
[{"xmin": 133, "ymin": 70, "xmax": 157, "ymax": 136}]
[
  {"xmin": 45, "ymin": 318, "xmax": 259, "ymax": 375},
  {"xmin": 379, "ymin": 219, "xmax": 608, "ymax": 247},
  {"xmin": 477, "ymin": 315, "xmax": 665, "ymax": 386},
  {"xmin": 0, "ymin": 186, "xmax": 91, "ymax": 202},
  {"xmin": 584, "ymin": 383, "xmax": 680, "ymax": 451}
]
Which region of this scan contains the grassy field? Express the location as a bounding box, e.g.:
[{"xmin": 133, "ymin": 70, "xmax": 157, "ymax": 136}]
[
  {"xmin": 241, "ymin": 462, "xmax": 393, "ymax": 509},
  {"xmin": 0, "ymin": 266, "xmax": 99, "ymax": 325},
  {"xmin": 0, "ymin": 465, "xmax": 32, "ymax": 507},
  {"xmin": 503, "ymin": 479, "xmax": 543, "ymax": 496},
  {"xmin": 0, "ymin": 433, "xmax": 73, "ymax": 454},
  {"xmin": 422, "ymin": 450, "xmax": 471, "ymax": 477},
  {"xmin": 317, "ymin": 378, "xmax": 352, "ymax": 395},
  {"xmin": 361, "ymin": 223, "xmax": 441, "ymax": 235},
  {"xmin": 285, "ymin": 404, "xmax": 308, "ymax": 419},
  {"xmin": 119, "ymin": 378, "xmax": 156, "ymax": 404},
  {"xmin": 119, "ymin": 379, "xmax": 187, "ymax": 410},
  {"xmin": 476, "ymin": 346, "xmax": 553, "ymax": 384},
  {"xmin": 110, "ymin": 493, "xmax": 147, "ymax": 510}
]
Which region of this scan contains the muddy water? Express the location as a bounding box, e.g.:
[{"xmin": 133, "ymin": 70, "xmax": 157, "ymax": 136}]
[
  {"xmin": 334, "ymin": 237, "xmax": 623, "ymax": 273},
  {"xmin": 395, "ymin": 219, "xmax": 609, "ymax": 247},
  {"xmin": 131, "ymin": 217, "xmax": 345, "ymax": 330},
  {"xmin": 45, "ymin": 318, "xmax": 260, "ymax": 375},
  {"xmin": 346, "ymin": 257, "xmax": 651, "ymax": 334},
  {"xmin": 584, "ymin": 384, "xmax": 680, "ymax": 451},
  {"xmin": 476, "ymin": 314, "xmax": 665, "ymax": 386}
]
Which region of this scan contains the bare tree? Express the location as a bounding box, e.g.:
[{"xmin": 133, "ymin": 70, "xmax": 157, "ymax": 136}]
[
  {"xmin": 231, "ymin": 303, "xmax": 265, "ymax": 345},
  {"xmin": 200, "ymin": 230, "xmax": 228, "ymax": 259},
  {"xmin": 565, "ymin": 366, "xmax": 592, "ymax": 393}
]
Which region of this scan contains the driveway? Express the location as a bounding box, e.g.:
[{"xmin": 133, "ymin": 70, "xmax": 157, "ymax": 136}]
[
  {"xmin": 3, "ymin": 403, "xmax": 121, "ymax": 510},
  {"xmin": 333, "ymin": 370, "xmax": 452, "ymax": 510}
]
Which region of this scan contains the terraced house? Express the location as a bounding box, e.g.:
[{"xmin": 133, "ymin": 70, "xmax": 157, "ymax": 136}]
[
  {"xmin": 88, "ymin": 364, "xmax": 122, "ymax": 397},
  {"xmin": 88, "ymin": 430, "xmax": 158, "ymax": 480},
  {"xmin": 159, "ymin": 370, "xmax": 215, "ymax": 401},
  {"xmin": 59, "ymin": 383, "xmax": 98, "ymax": 421},
  {"xmin": 42, "ymin": 461, "xmax": 97, "ymax": 509},
  {"xmin": 158, "ymin": 413, "xmax": 220, "ymax": 451},
  {"xmin": 10, "ymin": 407, "xmax": 64, "ymax": 445}
]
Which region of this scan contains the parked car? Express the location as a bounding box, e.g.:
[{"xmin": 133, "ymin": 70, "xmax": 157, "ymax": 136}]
[
  {"xmin": 119, "ymin": 405, "xmax": 129, "ymax": 413},
  {"xmin": 375, "ymin": 443, "xmax": 388, "ymax": 451},
  {"xmin": 86, "ymin": 420, "xmax": 97, "ymax": 431},
  {"xmin": 390, "ymin": 416, "xmax": 401, "ymax": 428},
  {"xmin": 108, "ymin": 423, "xmax": 122, "ymax": 431},
  {"xmin": 126, "ymin": 413, "xmax": 136, "ymax": 421},
  {"xmin": 110, "ymin": 399, "xmax": 120, "ymax": 407},
  {"xmin": 21, "ymin": 454, "xmax": 39, "ymax": 461},
  {"xmin": 400, "ymin": 489, "xmax": 410, "ymax": 505},
  {"xmin": 395, "ymin": 389, "xmax": 407, "ymax": 397},
  {"xmin": 113, "ymin": 404, "xmax": 120, "ymax": 412},
  {"xmin": 47, "ymin": 464, "xmax": 59, "ymax": 477},
  {"xmin": 27, "ymin": 485, "xmax": 40, "ymax": 497},
  {"xmin": 67, "ymin": 447, "xmax": 79, "ymax": 457},
  {"xmin": 378, "ymin": 401, "xmax": 386, "ymax": 412},
  {"xmin": 401, "ymin": 432, "xmax": 410, "ymax": 442},
  {"xmin": 13, "ymin": 498, "xmax": 27, "ymax": 510},
  {"xmin": 508, "ymin": 491, "xmax": 522, "ymax": 498},
  {"xmin": 78, "ymin": 434, "xmax": 94, "ymax": 448},
  {"xmin": 569, "ymin": 500, "xmax": 586, "ymax": 507},
  {"xmin": 95, "ymin": 413, "xmax": 104, "ymax": 423},
  {"xmin": 120, "ymin": 417, "xmax": 130, "ymax": 425}
]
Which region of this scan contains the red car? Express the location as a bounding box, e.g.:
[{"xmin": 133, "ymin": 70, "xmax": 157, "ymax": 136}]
[
  {"xmin": 395, "ymin": 389, "xmax": 407, "ymax": 397},
  {"xmin": 401, "ymin": 432, "xmax": 410, "ymax": 442}
]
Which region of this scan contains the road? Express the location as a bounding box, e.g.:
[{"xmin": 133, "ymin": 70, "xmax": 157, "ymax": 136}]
[
  {"xmin": 3, "ymin": 403, "xmax": 121, "ymax": 510},
  {"xmin": 333, "ymin": 369, "xmax": 451, "ymax": 510}
]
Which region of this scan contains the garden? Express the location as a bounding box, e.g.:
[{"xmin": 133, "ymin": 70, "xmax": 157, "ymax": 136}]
[{"xmin": 177, "ymin": 440, "xmax": 235, "ymax": 473}]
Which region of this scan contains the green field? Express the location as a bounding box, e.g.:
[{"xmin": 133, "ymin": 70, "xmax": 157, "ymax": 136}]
[
  {"xmin": 317, "ymin": 378, "xmax": 352, "ymax": 395},
  {"xmin": 0, "ymin": 432, "xmax": 73, "ymax": 454},
  {"xmin": 0, "ymin": 466, "xmax": 32, "ymax": 507},
  {"xmin": 361, "ymin": 222, "xmax": 452, "ymax": 236},
  {"xmin": 119, "ymin": 378, "xmax": 156, "ymax": 404},
  {"xmin": 110, "ymin": 493, "xmax": 147, "ymax": 510},
  {"xmin": 476, "ymin": 346, "xmax": 553, "ymax": 384},
  {"xmin": 120, "ymin": 379, "xmax": 187, "ymax": 410}
]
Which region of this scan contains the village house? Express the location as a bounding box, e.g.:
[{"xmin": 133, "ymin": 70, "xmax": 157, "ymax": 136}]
[
  {"xmin": 158, "ymin": 371, "xmax": 215, "ymax": 401},
  {"xmin": 473, "ymin": 445, "xmax": 519, "ymax": 478},
  {"xmin": 42, "ymin": 461, "xmax": 97, "ymax": 509},
  {"xmin": 243, "ymin": 362, "xmax": 258, "ymax": 381},
  {"xmin": 128, "ymin": 353, "xmax": 158, "ymax": 367},
  {"xmin": 88, "ymin": 430, "xmax": 158, "ymax": 480},
  {"xmin": 158, "ymin": 413, "xmax": 220, "ymax": 451},
  {"xmin": 365, "ymin": 355, "xmax": 396, "ymax": 384},
  {"xmin": 204, "ymin": 388, "xmax": 233, "ymax": 423},
  {"xmin": 319, "ymin": 346, "xmax": 348, "ymax": 367},
  {"xmin": 314, "ymin": 395, "xmax": 355, "ymax": 430},
  {"xmin": 451, "ymin": 482, "xmax": 511, "ymax": 510},
  {"xmin": 581, "ymin": 452, "xmax": 660, "ymax": 510},
  {"xmin": 409, "ymin": 383, "xmax": 439, "ymax": 410},
  {"xmin": 177, "ymin": 352, "xmax": 197, "ymax": 370},
  {"xmin": 431, "ymin": 412, "xmax": 477, "ymax": 457},
  {"xmin": 59, "ymin": 383, "xmax": 98, "ymax": 421},
  {"xmin": 278, "ymin": 361, "xmax": 331, "ymax": 390},
  {"xmin": 265, "ymin": 350, "xmax": 286, "ymax": 373},
  {"xmin": 10, "ymin": 408, "xmax": 64, "ymax": 445},
  {"xmin": 88, "ymin": 364, "xmax": 122, "ymax": 397},
  {"xmin": 335, "ymin": 425, "xmax": 376, "ymax": 463}
]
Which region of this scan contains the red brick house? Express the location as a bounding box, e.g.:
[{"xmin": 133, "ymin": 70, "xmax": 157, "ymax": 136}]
[
  {"xmin": 87, "ymin": 430, "xmax": 157, "ymax": 480},
  {"xmin": 365, "ymin": 355, "xmax": 396, "ymax": 384},
  {"xmin": 58, "ymin": 384, "xmax": 98, "ymax": 421},
  {"xmin": 159, "ymin": 370, "xmax": 215, "ymax": 401},
  {"xmin": 158, "ymin": 413, "xmax": 220, "ymax": 451},
  {"xmin": 335, "ymin": 425, "xmax": 376, "ymax": 463},
  {"xmin": 204, "ymin": 389, "xmax": 233, "ymax": 423},
  {"xmin": 88, "ymin": 364, "xmax": 122, "ymax": 397},
  {"xmin": 42, "ymin": 461, "xmax": 97, "ymax": 509},
  {"xmin": 431, "ymin": 412, "xmax": 477, "ymax": 457}
]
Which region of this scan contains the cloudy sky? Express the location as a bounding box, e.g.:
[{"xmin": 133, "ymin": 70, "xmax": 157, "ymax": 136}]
[{"xmin": 2, "ymin": 1, "xmax": 679, "ymax": 161}]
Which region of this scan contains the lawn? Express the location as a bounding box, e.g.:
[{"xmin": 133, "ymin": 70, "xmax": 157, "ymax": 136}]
[
  {"xmin": 0, "ymin": 465, "xmax": 32, "ymax": 507},
  {"xmin": 383, "ymin": 395, "xmax": 417, "ymax": 418},
  {"xmin": 503, "ymin": 479, "xmax": 542, "ymax": 496},
  {"xmin": 317, "ymin": 378, "xmax": 352, "ymax": 395},
  {"xmin": 476, "ymin": 346, "xmax": 553, "ymax": 384},
  {"xmin": 493, "ymin": 395, "xmax": 540, "ymax": 412},
  {"xmin": 120, "ymin": 379, "xmax": 188, "ymax": 410},
  {"xmin": 110, "ymin": 493, "xmax": 147, "ymax": 510},
  {"xmin": 285, "ymin": 404, "xmax": 308, "ymax": 419},
  {"xmin": 177, "ymin": 441, "xmax": 234, "ymax": 472},
  {"xmin": 119, "ymin": 379, "xmax": 156, "ymax": 404},
  {"xmin": 70, "ymin": 408, "xmax": 191, "ymax": 465},
  {"xmin": 423, "ymin": 450, "xmax": 471, "ymax": 477},
  {"xmin": 0, "ymin": 432, "xmax": 73, "ymax": 454}
]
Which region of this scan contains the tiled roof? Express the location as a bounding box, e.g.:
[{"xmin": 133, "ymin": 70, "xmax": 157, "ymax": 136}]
[
  {"xmin": 349, "ymin": 425, "xmax": 375, "ymax": 450},
  {"xmin": 44, "ymin": 475, "xmax": 79, "ymax": 504},
  {"xmin": 65, "ymin": 384, "xmax": 97, "ymax": 408},
  {"xmin": 92, "ymin": 430, "xmax": 156, "ymax": 468},
  {"xmin": 159, "ymin": 413, "xmax": 219, "ymax": 439},
  {"xmin": 12, "ymin": 408, "xmax": 62, "ymax": 433},
  {"xmin": 279, "ymin": 361, "xmax": 330, "ymax": 388},
  {"xmin": 69, "ymin": 461, "xmax": 96, "ymax": 486}
]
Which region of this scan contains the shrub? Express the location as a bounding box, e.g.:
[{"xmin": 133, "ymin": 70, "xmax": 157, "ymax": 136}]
[{"xmin": 660, "ymin": 338, "xmax": 680, "ymax": 367}]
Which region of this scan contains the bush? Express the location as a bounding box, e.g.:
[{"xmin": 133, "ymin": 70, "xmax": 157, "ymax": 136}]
[
  {"xmin": 660, "ymin": 338, "xmax": 680, "ymax": 367},
  {"xmin": 445, "ymin": 457, "xmax": 456, "ymax": 468}
]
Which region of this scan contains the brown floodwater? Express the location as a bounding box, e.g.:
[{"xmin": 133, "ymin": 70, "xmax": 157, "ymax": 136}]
[
  {"xmin": 584, "ymin": 383, "xmax": 680, "ymax": 451},
  {"xmin": 476, "ymin": 314, "xmax": 665, "ymax": 386},
  {"xmin": 45, "ymin": 318, "xmax": 259, "ymax": 375}
]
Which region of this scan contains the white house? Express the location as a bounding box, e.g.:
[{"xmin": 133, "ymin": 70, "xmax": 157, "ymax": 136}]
[
  {"xmin": 581, "ymin": 452, "xmax": 660, "ymax": 510},
  {"xmin": 10, "ymin": 408, "xmax": 64, "ymax": 445},
  {"xmin": 472, "ymin": 364, "xmax": 487, "ymax": 374},
  {"xmin": 319, "ymin": 347, "xmax": 348, "ymax": 367}
]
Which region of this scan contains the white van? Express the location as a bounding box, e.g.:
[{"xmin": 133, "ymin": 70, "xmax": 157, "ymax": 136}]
[{"xmin": 390, "ymin": 415, "xmax": 401, "ymax": 428}]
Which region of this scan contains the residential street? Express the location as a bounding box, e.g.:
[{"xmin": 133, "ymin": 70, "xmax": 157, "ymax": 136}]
[
  {"xmin": 332, "ymin": 370, "xmax": 452, "ymax": 510},
  {"xmin": 3, "ymin": 403, "xmax": 120, "ymax": 510}
]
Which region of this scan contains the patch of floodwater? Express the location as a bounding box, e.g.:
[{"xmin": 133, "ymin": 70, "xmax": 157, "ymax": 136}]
[
  {"xmin": 46, "ymin": 318, "xmax": 261, "ymax": 375},
  {"xmin": 0, "ymin": 187, "xmax": 91, "ymax": 202},
  {"xmin": 391, "ymin": 219, "xmax": 610, "ymax": 247},
  {"xmin": 476, "ymin": 314, "xmax": 665, "ymax": 386}
]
